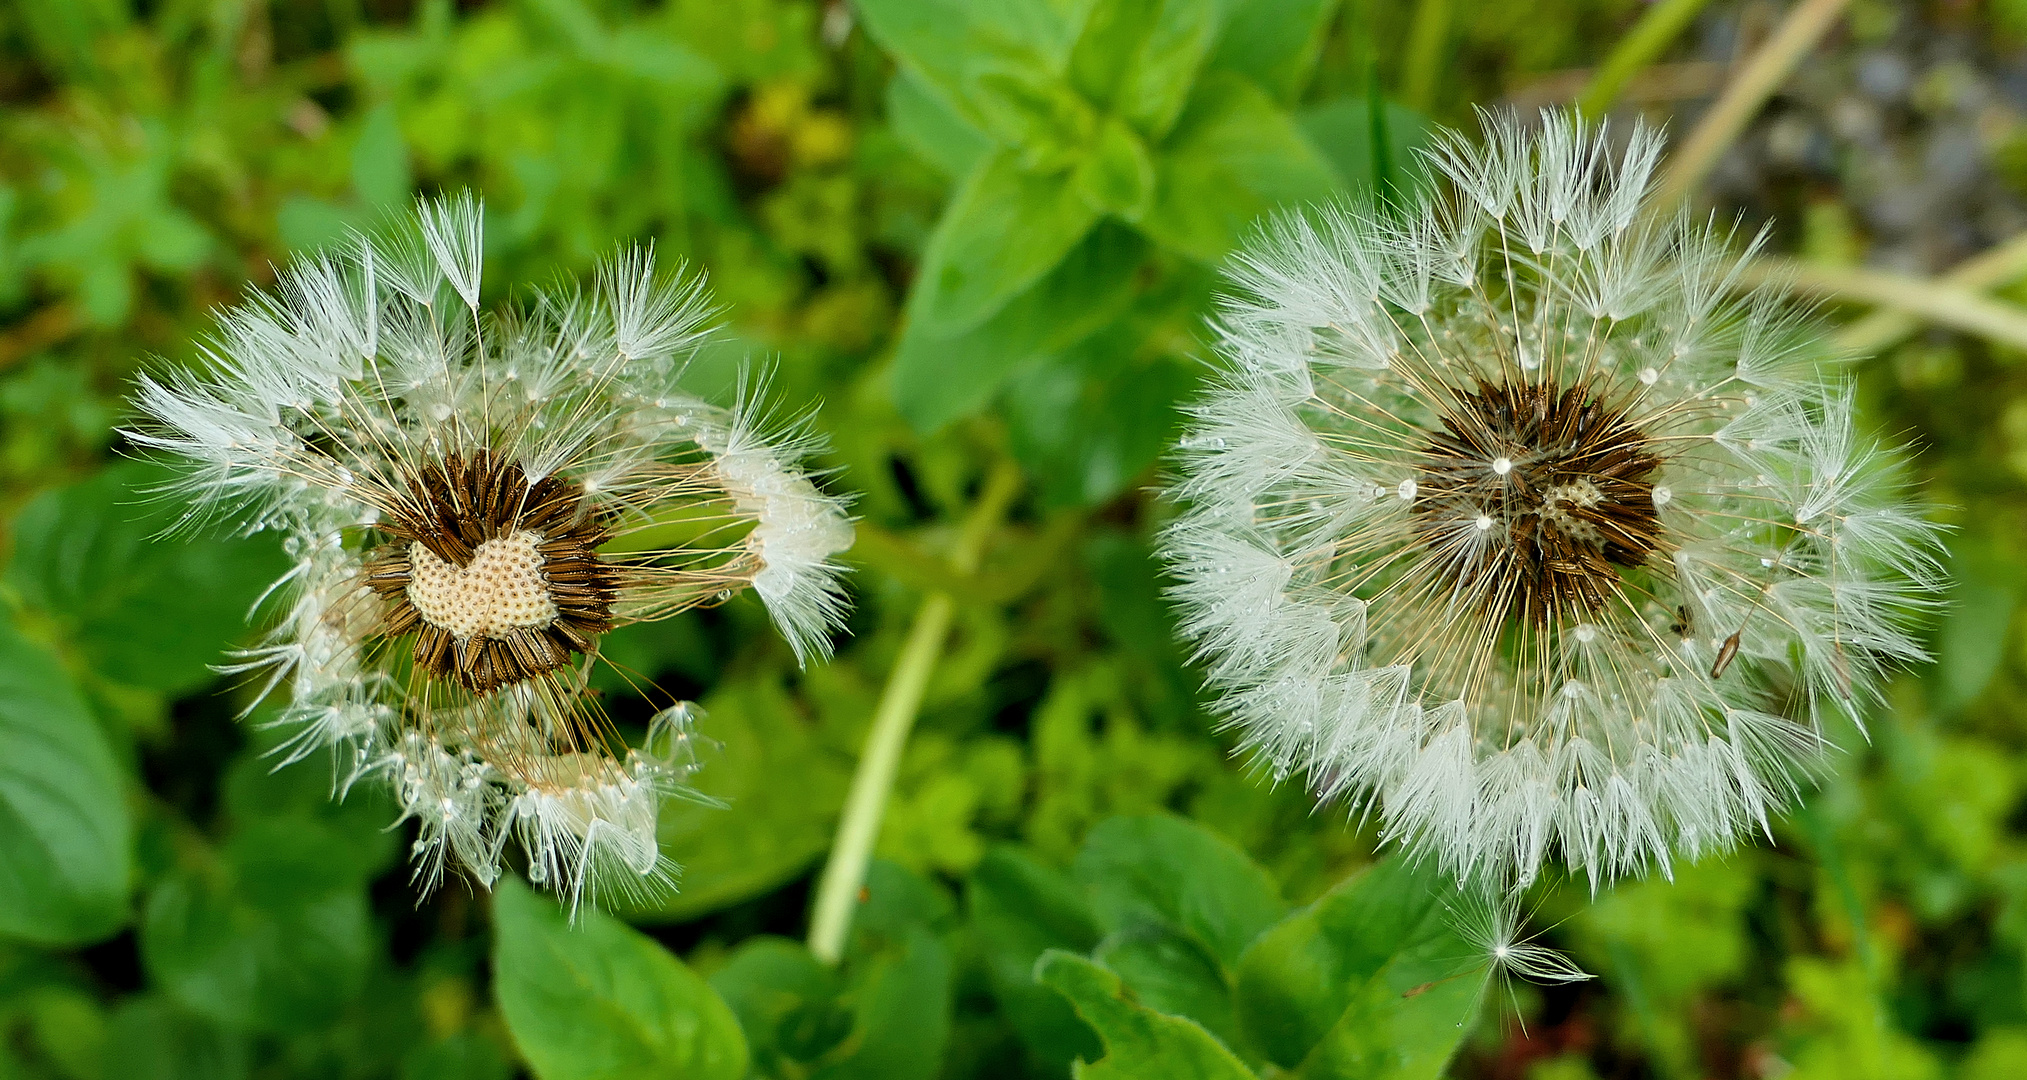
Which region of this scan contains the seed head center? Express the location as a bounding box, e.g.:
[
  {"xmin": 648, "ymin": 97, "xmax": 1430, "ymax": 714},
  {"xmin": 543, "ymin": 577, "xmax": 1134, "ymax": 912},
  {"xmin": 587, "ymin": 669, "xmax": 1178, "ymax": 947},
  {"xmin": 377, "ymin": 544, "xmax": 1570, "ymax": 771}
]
[
  {"xmin": 406, "ymin": 531, "xmax": 559, "ymax": 640},
  {"xmin": 363, "ymin": 449, "xmax": 620, "ymax": 694},
  {"xmin": 1412, "ymin": 379, "xmax": 1663, "ymax": 625}
]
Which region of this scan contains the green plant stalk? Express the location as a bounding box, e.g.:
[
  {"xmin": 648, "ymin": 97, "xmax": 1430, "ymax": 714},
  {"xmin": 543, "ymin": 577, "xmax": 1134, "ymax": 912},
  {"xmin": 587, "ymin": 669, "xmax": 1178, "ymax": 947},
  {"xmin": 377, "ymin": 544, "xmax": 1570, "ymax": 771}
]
[
  {"xmin": 1653, "ymin": 0, "xmax": 1851, "ymax": 206},
  {"xmin": 806, "ymin": 462, "xmax": 1021, "ymax": 964},
  {"xmin": 1576, "ymin": 0, "xmax": 1715, "ymax": 118},
  {"xmin": 1400, "ymin": 0, "xmax": 1453, "ymax": 113}
]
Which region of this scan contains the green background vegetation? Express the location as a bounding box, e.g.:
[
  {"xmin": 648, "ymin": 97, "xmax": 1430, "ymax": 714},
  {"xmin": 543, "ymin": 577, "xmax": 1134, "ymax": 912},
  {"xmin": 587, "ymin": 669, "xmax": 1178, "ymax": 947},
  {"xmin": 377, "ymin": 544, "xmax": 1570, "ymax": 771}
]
[{"xmin": 2, "ymin": 0, "xmax": 2026, "ymax": 1077}]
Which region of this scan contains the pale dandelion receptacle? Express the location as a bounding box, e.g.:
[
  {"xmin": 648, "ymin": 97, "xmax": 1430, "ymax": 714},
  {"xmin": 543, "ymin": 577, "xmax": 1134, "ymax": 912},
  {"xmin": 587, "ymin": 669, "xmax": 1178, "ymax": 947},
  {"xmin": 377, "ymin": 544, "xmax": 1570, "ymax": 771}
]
[
  {"xmin": 128, "ymin": 195, "xmax": 855, "ymax": 908},
  {"xmin": 1163, "ymin": 113, "xmax": 1943, "ymax": 891}
]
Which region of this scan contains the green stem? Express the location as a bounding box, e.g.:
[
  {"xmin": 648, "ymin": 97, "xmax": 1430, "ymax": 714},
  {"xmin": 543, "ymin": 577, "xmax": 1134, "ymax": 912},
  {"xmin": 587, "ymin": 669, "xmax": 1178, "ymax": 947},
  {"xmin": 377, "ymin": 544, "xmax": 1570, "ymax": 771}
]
[
  {"xmin": 1576, "ymin": 0, "xmax": 1715, "ymax": 119},
  {"xmin": 1400, "ymin": 0, "xmax": 1453, "ymax": 114},
  {"xmin": 806, "ymin": 462, "xmax": 1021, "ymax": 964}
]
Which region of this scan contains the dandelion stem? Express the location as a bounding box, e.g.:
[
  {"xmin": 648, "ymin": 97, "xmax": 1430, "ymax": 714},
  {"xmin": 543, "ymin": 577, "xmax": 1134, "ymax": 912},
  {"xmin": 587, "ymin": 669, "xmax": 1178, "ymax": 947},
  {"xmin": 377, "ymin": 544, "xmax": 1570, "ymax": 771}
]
[
  {"xmin": 1652, "ymin": 0, "xmax": 1850, "ymax": 206},
  {"xmin": 807, "ymin": 460, "xmax": 1021, "ymax": 964},
  {"xmin": 1742, "ymin": 258, "xmax": 2027, "ymax": 353},
  {"xmin": 1576, "ymin": 0, "xmax": 1715, "ymax": 119}
]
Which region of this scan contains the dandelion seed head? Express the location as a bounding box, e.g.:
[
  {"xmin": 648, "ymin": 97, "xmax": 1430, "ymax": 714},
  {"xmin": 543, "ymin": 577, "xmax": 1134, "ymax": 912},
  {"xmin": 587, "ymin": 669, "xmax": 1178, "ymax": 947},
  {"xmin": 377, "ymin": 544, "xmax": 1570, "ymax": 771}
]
[
  {"xmin": 1162, "ymin": 111, "xmax": 1943, "ymax": 893},
  {"xmin": 127, "ymin": 195, "xmax": 854, "ymax": 910}
]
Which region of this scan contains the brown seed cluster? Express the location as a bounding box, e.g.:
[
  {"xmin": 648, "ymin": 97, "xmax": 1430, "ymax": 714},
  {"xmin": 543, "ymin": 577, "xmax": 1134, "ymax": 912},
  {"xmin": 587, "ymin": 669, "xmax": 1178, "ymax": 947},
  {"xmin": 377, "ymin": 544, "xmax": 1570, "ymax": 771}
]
[
  {"xmin": 365, "ymin": 450, "xmax": 619, "ymax": 693},
  {"xmin": 1412, "ymin": 379, "xmax": 1662, "ymax": 626}
]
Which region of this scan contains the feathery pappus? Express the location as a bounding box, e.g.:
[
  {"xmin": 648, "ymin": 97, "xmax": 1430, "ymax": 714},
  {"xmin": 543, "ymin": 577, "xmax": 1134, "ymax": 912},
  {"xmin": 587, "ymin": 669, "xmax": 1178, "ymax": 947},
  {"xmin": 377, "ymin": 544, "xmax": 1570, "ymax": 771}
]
[
  {"xmin": 1162, "ymin": 112, "xmax": 1943, "ymax": 892},
  {"xmin": 127, "ymin": 195, "xmax": 855, "ymax": 909}
]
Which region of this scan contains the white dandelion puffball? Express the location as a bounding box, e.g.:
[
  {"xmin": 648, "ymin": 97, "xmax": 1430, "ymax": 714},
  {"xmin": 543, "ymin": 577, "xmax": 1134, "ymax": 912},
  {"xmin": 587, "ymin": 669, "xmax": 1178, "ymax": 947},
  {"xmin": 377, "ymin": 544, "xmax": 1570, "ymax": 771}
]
[
  {"xmin": 128, "ymin": 195, "xmax": 855, "ymax": 908},
  {"xmin": 1163, "ymin": 113, "xmax": 1943, "ymax": 891}
]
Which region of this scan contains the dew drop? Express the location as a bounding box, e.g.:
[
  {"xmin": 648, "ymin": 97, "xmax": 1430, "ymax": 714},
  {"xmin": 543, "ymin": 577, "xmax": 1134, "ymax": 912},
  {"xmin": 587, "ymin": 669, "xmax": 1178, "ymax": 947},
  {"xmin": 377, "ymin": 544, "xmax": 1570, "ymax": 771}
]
[
  {"xmin": 1492, "ymin": 457, "xmax": 1513, "ymax": 476},
  {"xmin": 1474, "ymin": 514, "xmax": 1494, "ymax": 532},
  {"xmin": 1652, "ymin": 485, "xmax": 1672, "ymax": 507},
  {"xmin": 1638, "ymin": 366, "xmax": 1659, "ymax": 385},
  {"xmin": 1397, "ymin": 479, "xmax": 1417, "ymax": 501}
]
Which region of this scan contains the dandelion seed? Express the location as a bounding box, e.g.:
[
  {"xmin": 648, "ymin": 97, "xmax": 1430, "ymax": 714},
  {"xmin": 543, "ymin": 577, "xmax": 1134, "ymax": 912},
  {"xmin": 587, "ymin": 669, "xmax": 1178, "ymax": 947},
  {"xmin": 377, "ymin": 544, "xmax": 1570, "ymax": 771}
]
[
  {"xmin": 1451, "ymin": 886, "xmax": 1593, "ymax": 987},
  {"xmin": 127, "ymin": 196, "xmax": 856, "ymax": 910},
  {"xmin": 1162, "ymin": 111, "xmax": 1943, "ymax": 892}
]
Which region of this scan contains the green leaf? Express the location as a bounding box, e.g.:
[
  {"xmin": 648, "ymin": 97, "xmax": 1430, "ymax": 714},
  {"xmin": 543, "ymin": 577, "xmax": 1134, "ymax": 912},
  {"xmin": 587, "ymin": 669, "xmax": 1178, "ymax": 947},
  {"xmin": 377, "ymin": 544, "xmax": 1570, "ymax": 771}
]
[
  {"xmin": 626, "ymin": 676, "xmax": 849, "ymax": 922},
  {"xmin": 98, "ymin": 997, "xmax": 248, "ymax": 1080},
  {"xmin": 1289, "ymin": 965, "xmax": 1483, "ymax": 1080},
  {"xmin": 1036, "ymin": 950, "xmax": 1257, "ymax": 1079},
  {"xmin": 1003, "ymin": 323, "xmax": 1194, "ymax": 507},
  {"xmin": 967, "ymin": 846, "xmax": 1104, "ymax": 1071},
  {"xmin": 888, "ymin": 70, "xmax": 993, "ymax": 180},
  {"xmin": 140, "ymin": 824, "xmax": 373, "ymax": 1032},
  {"xmin": 492, "ymin": 878, "xmax": 749, "ymax": 1080},
  {"xmin": 1935, "ymin": 540, "xmax": 2019, "ymax": 713},
  {"xmin": 1139, "ymin": 73, "xmax": 1339, "ymax": 262},
  {"xmin": 1233, "ymin": 859, "xmax": 1484, "ymax": 1073},
  {"xmin": 1069, "ymin": 0, "xmax": 1232, "ymax": 141},
  {"xmin": 816, "ymin": 863, "xmax": 957, "ymax": 1080},
  {"xmin": 893, "ymin": 222, "xmax": 1146, "ymax": 433},
  {"xmin": 1073, "ymin": 116, "xmax": 1156, "ymax": 219},
  {"xmin": 1297, "ymin": 96, "xmax": 1433, "ymax": 196},
  {"xmin": 711, "ymin": 865, "xmax": 954, "ymax": 1080},
  {"xmin": 853, "ymin": 0, "xmax": 1095, "ymax": 146},
  {"xmin": 709, "ymin": 938, "xmax": 852, "ymax": 1074},
  {"xmin": 7, "ymin": 461, "xmax": 289, "ymax": 695},
  {"xmin": 1093, "ymin": 923, "xmax": 1239, "ymax": 1048},
  {"xmin": 909, "ymin": 148, "xmax": 1100, "ymax": 335},
  {"xmin": 0, "ymin": 618, "xmax": 130, "ymax": 945},
  {"xmin": 1207, "ymin": 0, "xmax": 1339, "ymax": 104},
  {"xmin": 218, "ymin": 730, "xmax": 402, "ymax": 887},
  {"xmin": 352, "ymin": 102, "xmax": 414, "ymax": 208},
  {"xmin": 400, "ymin": 1033, "xmax": 514, "ymax": 1080},
  {"xmin": 1074, "ymin": 815, "xmax": 1286, "ymax": 970}
]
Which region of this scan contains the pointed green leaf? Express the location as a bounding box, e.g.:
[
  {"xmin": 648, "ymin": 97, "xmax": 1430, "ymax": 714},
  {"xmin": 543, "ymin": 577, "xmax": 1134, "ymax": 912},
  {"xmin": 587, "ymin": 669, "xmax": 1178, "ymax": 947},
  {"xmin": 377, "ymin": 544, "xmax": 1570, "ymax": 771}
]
[
  {"xmin": 1003, "ymin": 322, "xmax": 1195, "ymax": 507},
  {"xmin": 7, "ymin": 462, "xmax": 288, "ymax": 695},
  {"xmin": 1069, "ymin": 0, "xmax": 1233, "ymax": 141},
  {"xmin": 967, "ymin": 846, "xmax": 1104, "ymax": 1071},
  {"xmin": 910, "ymin": 149, "xmax": 1101, "ymax": 335},
  {"xmin": 140, "ymin": 845, "xmax": 372, "ymax": 1033},
  {"xmin": 1207, "ymin": 0, "xmax": 1339, "ymax": 104},
  {"xmin": 893, "ymin": 222, "xmax": 1145, "ymax": 433},
  {"xmin": 1234, "ymin": 859, "xmax": 1484, "ymax": 1073},
  {"xmin": 1074, "ymin": 116, "xmax": 1157, "ymax": 219},
  {"xmin": 492, "ymin": 879, "xmax": 749, "ymax": 1080},
  {"xmin": 1036, "ymin": 950, "xmax": 1257, "ymax": 1079},
  {"xmin": 888, "ymin": 71, "xmax": 993, "ymax": 180},
  {"xmin": 1093, "ymin": 923, "xmax": 1239, "ymax": 1048},
  {"xmin": 1140, "ymin": 73, "xmax": 1339, "ymax": 262},
  {"xmin": 1297, "ymin": 96, "xmax": 1434, "ymax": 196},
  {"xmin": 1075, "ymin": 815, "xmax": 1286, "ymax": 970},
  {"xmin": 854, "ymin": 0, "xmax": 1096, "ymax": 147},
  {"xmin": 0, "ymin": 618, "xmax": 131, "ymax": 945}
]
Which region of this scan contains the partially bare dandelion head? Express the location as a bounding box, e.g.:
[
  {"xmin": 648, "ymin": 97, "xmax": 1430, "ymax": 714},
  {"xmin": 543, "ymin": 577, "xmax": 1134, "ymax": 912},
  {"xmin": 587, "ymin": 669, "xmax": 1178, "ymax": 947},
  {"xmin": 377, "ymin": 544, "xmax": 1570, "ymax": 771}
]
[
  {"xmin": 1162, "ymin": 111, "xmax": 1943, "ymax": 893},
  {"xmin": 128, "ymin": 195, "xmax": 855, "ymax": 909}
]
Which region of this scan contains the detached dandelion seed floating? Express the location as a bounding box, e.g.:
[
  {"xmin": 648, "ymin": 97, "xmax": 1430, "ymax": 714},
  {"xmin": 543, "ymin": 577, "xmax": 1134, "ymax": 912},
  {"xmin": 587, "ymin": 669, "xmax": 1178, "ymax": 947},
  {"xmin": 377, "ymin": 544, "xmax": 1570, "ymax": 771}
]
[
  {"xmin": 128, "ymin": 195, "xmax": 855, "ymax": 909},
  {"xmin": 1163, "ymin": 112, "xmax": 1943, "ymax": 892}
]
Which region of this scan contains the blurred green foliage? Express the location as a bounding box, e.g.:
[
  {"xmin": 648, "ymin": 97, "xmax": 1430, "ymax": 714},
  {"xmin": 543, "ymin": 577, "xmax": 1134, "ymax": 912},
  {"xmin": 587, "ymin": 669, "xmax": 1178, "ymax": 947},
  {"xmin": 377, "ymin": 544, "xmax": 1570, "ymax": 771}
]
[{"xmin": 2, "ymin": 0, "xmax": 2026, "ymax": 1078}]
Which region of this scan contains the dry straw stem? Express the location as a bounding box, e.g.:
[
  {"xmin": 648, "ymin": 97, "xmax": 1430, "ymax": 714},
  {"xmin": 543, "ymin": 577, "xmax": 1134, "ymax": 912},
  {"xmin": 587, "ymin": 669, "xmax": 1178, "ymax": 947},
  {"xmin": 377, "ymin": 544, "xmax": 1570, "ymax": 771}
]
[
  {"xmin": 807, "ymin": 460, "xmax": 1022, "ymax": 965},
  {"xmin": 1831, "ymin": 232, "xmax": 2027, "ymax": 354},
  {"xmin": 1743, "ymin": 258, "xmax": 2027, "ymax": 354},
  {"xmin": 1652, "ymin": 0, "xmax": 1852, "ymax": 207}
]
